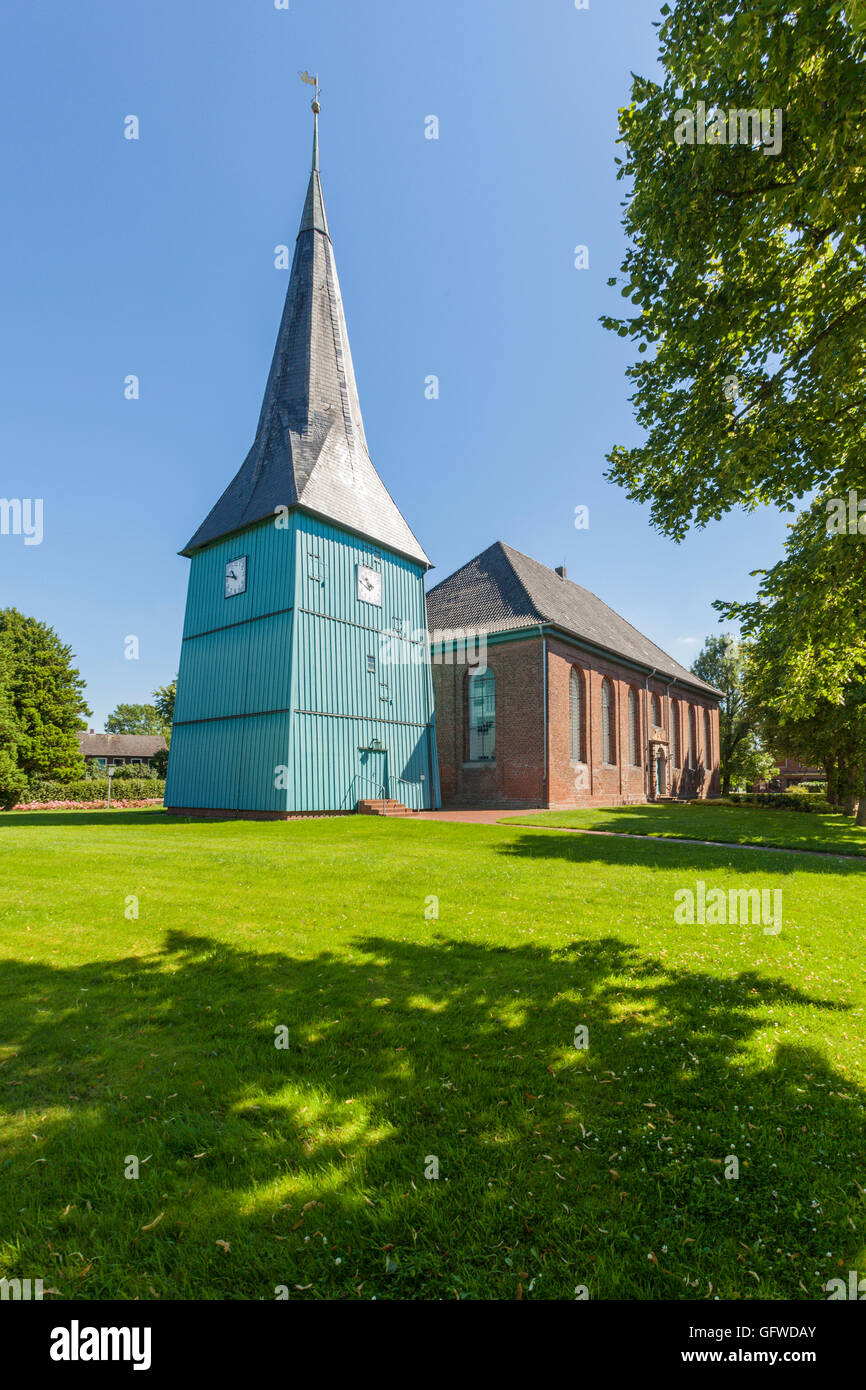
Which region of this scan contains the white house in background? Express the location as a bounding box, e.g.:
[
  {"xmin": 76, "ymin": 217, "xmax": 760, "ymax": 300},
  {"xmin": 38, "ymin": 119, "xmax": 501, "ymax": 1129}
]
[{"xmin": 76, "ymin": 731, "xmax": 167, "ymax": 770}]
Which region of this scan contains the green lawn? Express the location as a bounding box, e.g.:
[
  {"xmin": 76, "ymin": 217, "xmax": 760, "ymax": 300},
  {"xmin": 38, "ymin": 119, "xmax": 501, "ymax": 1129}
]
[
  {"xmin": 0, "ymin": 808, "xmax": 864, "ymax": 1301},
  {"xmin": 502, "ymin": 801, "xmax": 866, "ymax": 858}
]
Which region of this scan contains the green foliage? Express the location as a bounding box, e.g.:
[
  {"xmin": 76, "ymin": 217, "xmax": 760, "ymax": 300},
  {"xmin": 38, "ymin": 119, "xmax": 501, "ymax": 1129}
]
[
  {"xmin": 151, "ymin": 746, "xmax": 169, "ymax": 777},
  {"xmin": 0, "ymin": 608, "xmax": 89, "ymax": 784},
  {"xmin": 151, "ymin": 677, "xmax": 176, "ymax": 729},
  {"xmin": 19, "ymin": 778, "xmax": 165, "ymax": 805},
  {"xmin": 105, "ymin": 703, "xmax": 166, "ymax": 736},
  {"xmin": 110, "ymin": 762, "xmax": 158, "ymax": 781},
  {"xmin": 728, "ymin": 791, "xmax": 833, "ymax": 814},
  {"xmin": 690, "ymin": 635, "xmax": 777, "ymax": 793},
  {"xmin": 715, "ymin": 495, "xmax": 866, "ymax": 816},
  {"xmin": 716, "ymin": 495, "xmax": 866, "ymax": 714},
  {"xmin": 0, "ymin": 631, "xmax": 27, "ymax": 810},
  {"xmin": 602, "ymin": 2, "xmax": 866, "ymax": 539}
]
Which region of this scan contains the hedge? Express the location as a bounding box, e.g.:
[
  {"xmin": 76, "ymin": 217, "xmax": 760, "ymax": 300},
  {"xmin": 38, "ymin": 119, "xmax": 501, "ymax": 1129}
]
[
  {"xmin": 727, "ymin": 791, "xmax": 834, "ymax": 814},
  {"xmin": 21, "ymin": 778, "xmax": 166, "ymax": 804}
]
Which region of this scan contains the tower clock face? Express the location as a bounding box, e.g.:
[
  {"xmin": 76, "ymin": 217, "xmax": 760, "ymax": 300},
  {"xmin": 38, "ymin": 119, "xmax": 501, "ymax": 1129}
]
[
  {"xmin": 357, "ymin": 564, "xmax": 382, "ymax": 606},
  {"xmin": 225, "ymin": 556, "xmax": 247, "ymax": 598}
]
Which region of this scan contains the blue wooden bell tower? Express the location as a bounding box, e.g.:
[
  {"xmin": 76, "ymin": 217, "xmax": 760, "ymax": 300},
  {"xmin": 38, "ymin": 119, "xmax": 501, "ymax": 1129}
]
[{"xmin": 165, "ymin": 103, "xmax": 440, "ymax": 816}]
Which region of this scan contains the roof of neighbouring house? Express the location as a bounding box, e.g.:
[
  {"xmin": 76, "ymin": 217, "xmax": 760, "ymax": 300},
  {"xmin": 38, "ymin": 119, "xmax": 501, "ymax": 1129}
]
[
  {"xmin": 425, "ymin": 541, "xmax": 724, "ymax": 699},
  {"xmin": 77, "ymin": 733, "xmax": 168, "ymax": 758},
  {"xmin": 180, "ymin": 109, "xmax": 429, "ymax": 568}
]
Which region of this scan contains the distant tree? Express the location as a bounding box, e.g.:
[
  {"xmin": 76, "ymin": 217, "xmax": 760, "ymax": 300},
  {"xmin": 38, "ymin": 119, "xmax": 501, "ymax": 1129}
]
[
  {"xmin": 731, "ymin": 743, "xmax": 780, "ymax": 794},
  {"xmin": 151, "ymin": 677, "xmax": 176, "ymax": 731},
  {"xmin": 0, "ymin": 608, "xmax": 89, "ymax": 785},
  {"xmin": 716, "ymin": 495, "xmax": 866, "ymax": 817},
  {"xmin": 0, "ymin": 631, "xmax": 27, "ymax": 809},
  {"xmin": 756, "ymin": 698, "xmax": 866, "ymax": 814},
  {"xmin": 105, "ymin": 703, "xmax": 165, "ymax": 735},
  {"xmin": 691, "ymin": 635, "xmax": 775, "ymax": 793}
]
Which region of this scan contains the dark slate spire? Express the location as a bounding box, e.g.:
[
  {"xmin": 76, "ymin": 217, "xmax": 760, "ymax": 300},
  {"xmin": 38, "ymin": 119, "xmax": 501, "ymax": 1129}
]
[{"xmin": 182, "ymin": 105, "xmax": 429, "ymax": 566}]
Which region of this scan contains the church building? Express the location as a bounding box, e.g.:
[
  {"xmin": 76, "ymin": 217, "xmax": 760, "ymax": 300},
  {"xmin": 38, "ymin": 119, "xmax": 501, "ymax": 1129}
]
[
  {"xmin": 165, "ymin": 106, "xmax": 440, "ymax": 817},
  {"xmin": 426, "ymin": 542, "xmax": 722, "ymax": 809}
]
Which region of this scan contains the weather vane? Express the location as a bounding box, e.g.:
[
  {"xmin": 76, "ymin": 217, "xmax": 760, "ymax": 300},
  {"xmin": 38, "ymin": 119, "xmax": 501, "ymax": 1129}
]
[{"xmin": 298, "ymin": 70, "xmax": 321, "ymax": 113}]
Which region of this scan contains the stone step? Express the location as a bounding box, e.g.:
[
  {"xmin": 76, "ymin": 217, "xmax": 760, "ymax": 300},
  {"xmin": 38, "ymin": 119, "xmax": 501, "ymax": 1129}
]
[{"xmin": 358, "ymin": 799, "xmax": 413, "ymax": 816}]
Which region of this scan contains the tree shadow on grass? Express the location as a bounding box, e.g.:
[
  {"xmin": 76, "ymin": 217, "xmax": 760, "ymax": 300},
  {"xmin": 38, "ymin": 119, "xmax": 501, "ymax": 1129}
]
[
  {"xmin": 0, "ymin": 926, "xmax": 863, "ymax": 1301},
  {"xmin": 0, "ymin": 810, "xmax": 170, "ymax": 830},
  {"xmin": 501, "ymin": 804, "xmax": 866, "ymax": 860},
  {"xmin": 496, "ymin": 825, "xmax": 866, "ymax": 878}
]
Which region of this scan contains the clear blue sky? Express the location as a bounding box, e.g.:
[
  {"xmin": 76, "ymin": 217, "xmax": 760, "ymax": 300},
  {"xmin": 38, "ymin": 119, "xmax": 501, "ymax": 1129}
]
[{"xmin": 0, "ymin": 0, "xmax": 788, "ymax": 730}]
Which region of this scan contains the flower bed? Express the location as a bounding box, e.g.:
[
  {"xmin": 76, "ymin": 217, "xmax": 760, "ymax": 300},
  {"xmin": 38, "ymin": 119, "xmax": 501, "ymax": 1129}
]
[{"xmin": 12, "ymin": 798, "xmax": 164, "ymax": 811}]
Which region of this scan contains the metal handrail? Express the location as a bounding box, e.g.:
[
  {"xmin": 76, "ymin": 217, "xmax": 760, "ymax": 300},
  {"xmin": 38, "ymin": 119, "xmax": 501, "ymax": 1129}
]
[
  {"xmin": 389, "ymin": 775, "xmax": 423, "ymax": 811},
  {"xmin": 353, "ymin": 774, "xmax": 388, "ymax": 815}
]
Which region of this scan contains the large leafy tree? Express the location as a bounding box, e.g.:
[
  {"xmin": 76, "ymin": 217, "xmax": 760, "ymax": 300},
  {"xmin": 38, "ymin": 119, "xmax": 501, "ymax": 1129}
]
[
  {"xmin": 0, "ymin": 608, "xmax": 90, "ymax": 784},
  {"xmin": 603, "ymin": 0, "xmax": 866, "ymax": 539},
  {"xmin": 0, "ymin": 631, "xmax": 27, "ymax": 809},
  {"xmin": 105, "ymin": 703, "xmax": 166, "ymax": 736},
  {"xmin": 690, "ymin": 635, "xmax": 776, "ymax": 792},
  {"xmin": 716, "ymin": 498, "xmax": 866, "ymax": 816},
  {"xmin": 716, "ymin": 494, "xmax": 866, "ymax": 711},
  {"xmin": 756, "ymin": 696, "xmax": 866, "ymax": 816}
]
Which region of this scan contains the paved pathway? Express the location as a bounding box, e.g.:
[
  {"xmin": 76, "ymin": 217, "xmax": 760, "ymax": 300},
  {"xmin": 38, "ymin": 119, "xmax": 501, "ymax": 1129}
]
[{"xmin": 412, "ymin": 808, "xmax": 866, "ymax": 863}]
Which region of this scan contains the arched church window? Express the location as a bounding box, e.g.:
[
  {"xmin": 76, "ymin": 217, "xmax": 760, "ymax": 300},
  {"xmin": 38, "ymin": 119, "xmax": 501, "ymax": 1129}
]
[
  {"xmin": 602, "ymin": 678, "xmax": 615, "ymax": 765},
  {"xmin": 628, "ymin": 687, "xmax": 640, "ymax": 766},
  {"xmin": 569, "ymin": 667, "xmax": 585, "ymax": 762}
]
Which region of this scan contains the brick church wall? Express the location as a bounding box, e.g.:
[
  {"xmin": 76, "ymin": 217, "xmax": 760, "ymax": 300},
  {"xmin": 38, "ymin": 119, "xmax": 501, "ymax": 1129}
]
[
  {"xmin": 432, "ymin": 631, "xmax": 721, "ymax": 809},
  {"xmin": 432, "ymin": 637, "xmax": 545, "ymax": 808},
  {"xmin": 546, "ymin": 637, "xmax": 720, "ymax": 808}
]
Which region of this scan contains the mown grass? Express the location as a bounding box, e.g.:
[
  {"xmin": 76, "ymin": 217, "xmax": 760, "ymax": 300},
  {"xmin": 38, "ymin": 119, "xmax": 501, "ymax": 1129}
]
[
  {"xmin": 503, "ymin": 801, "xmax": 866, "ymax": 858},
  {"xmin": 0, "ymin": 808, "xmax": 864, "ymax": 1301}
]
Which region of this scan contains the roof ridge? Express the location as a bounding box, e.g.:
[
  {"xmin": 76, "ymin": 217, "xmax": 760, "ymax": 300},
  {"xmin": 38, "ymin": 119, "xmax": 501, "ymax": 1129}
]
[
  {"xmin": 501, "ymin": 542, "xmax": 719, "ymax": 687},
  {"xmin": 494, "ymin": 541, "xmax": 546, "ymax": 623},
  {"xmin": 425, "ymin": 540, "xmax": 503, "ymax": 597},
  {"xmin": 427, "ymin": 539, "xmax": 723, "ymax": 697}
]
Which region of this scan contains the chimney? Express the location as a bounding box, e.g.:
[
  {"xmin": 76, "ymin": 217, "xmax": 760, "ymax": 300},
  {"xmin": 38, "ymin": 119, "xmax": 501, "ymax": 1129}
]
[
  {"xmin": 89, "ymin": 728, "xmax": 94, "ymax": 734},
  {"xmin": 555, "ymin": 565, "xmax": 567, "ymax": 580}
]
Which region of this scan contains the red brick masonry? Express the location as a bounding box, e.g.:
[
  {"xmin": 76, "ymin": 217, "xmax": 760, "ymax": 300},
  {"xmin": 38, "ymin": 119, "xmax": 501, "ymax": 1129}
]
[{"xmin": 432, "ymin": 633, "xmax": 720, "ymax": 810}]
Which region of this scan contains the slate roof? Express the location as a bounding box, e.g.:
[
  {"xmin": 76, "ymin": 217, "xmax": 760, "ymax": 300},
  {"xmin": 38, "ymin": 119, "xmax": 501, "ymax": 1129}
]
[
  {"xmin": 181, "ymin": 114, "xmax": 429, "ymax": 567},
  {"xmin": 77, "ymin": 733, "xmax": 167, "ymax": 759},
  {"xmin": 426, "ymin": 541, "xmax": 723, "ymax": 699}
]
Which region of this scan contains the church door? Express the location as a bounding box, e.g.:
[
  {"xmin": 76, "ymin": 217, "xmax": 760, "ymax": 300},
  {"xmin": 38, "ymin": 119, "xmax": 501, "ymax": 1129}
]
[
  {"xmin": 359, "ymin": 748, "xmax": 388, "ymax": 803},
  {"xmin": 655, "ymin": 750, "xmax": 666, "ymax": 798}
]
